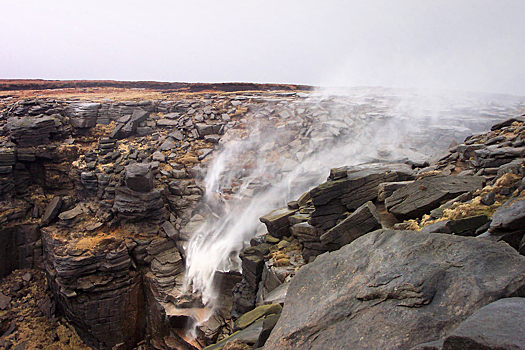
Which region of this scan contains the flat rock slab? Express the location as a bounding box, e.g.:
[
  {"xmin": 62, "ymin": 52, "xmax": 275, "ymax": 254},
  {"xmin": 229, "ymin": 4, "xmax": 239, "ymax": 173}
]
[
  {"xmin": 0, "ymin": 292, "xmax": 11, "ymax": 310},
  {"xmin": 385, "ymin": 175, "xmax": 485, "ymax": 220},
  {"xmin": 264, "ymin": 230, "xmax": 525, "ymax": 350},
  {"xmin": 442, "ymin": 297, "xmax": 525, "ymax": 350},
  {"xmin": 420, "ymin": 215, "xmax": 489, "ymax": 236},
  {"xmin": 41, "ymin": 196, "xmax": 63, "ymax": 226},
  {"xmin": 310, "ymin": 163, "xmax": 414, "ymax": 209},
  {"xmin": 490, "ymin": 198, "xmax": 525, "ymax": 232},
  {"xmin": 234, "ymin": 303, "xmax": 282, "ymax": 330},
  {"xmin": 205, "ymin": 319, "xmax": 265, "ymax": 350},
  {"xmin": 320, "ymin": 201, "xmax": 381, "ymax": 250},
  {"xmin": 260, "ymin": 207, "xmax": 297, "ymax": 238}
]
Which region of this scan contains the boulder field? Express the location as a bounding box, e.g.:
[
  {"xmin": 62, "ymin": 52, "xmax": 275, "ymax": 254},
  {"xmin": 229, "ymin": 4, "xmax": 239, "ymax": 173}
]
[{"xmin": 0, "ymin": 88, "xmax": 524, "ymax": 349}]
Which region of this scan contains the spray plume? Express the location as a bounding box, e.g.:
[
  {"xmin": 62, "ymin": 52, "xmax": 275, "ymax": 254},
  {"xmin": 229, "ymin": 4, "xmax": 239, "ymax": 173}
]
[{"xmin": 183, "ymin": 88, "xmax": 524, "ymax": 313}]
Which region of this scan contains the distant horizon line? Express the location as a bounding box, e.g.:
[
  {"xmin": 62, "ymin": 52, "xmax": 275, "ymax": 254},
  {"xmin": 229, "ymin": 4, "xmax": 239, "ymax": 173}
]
[{"xmin": 0, "ymin": 79, "xmax": 524, "ymax": 99}]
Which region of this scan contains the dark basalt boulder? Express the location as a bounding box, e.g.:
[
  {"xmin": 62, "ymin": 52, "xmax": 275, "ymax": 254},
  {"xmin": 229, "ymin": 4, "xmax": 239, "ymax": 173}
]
[
  {"xmin": 264, "ymin": 230, "xmax": 525, "ymax": 350},
  {"xmin": 385, "ymin": 175, "xmax": 485, "ymax": 220}
]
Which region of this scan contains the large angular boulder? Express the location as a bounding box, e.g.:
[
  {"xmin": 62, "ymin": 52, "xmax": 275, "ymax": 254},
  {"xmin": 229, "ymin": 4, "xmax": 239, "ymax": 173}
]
[
  {"xmin": 309, "ymin": 163, "xmax": 413, "ymax": 229},
  {"xmin": 66, "ymin": 102, "xmax": 100, "ymax": 128},
  {"xmin": 120, "ymin": 109, "xmax": 149, "ymax": 137},
  {"xmin": 125, "ymin": 163, "xmax": 154, "ymax": 192},
  {"xmin": 260, "ymin": 207, "xmax": 297, "ymax": 238},
  {"xmin": 7, "ymin": 115, "xmax": 58, "ymax": 147},
  {"xmin": 440, "ymin": 298, "xmax": 525, "ymax": 350},
  {"xmin": 490, "ymin": 198, "xmax": 525, "ymax": 232},
  {"xmin": 385, "ymin": 175, "xmax": 485, "ymax": 220},
  {"xmin": 319, "ymin": 201, "xmax": 381, "ymax": 250},
  {"xmin": 264, "ymin": 230, "xmax": 525, "ymax": 350}
]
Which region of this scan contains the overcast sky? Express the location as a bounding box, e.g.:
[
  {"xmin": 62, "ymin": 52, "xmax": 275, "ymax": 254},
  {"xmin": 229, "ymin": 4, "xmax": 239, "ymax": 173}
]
[{"xmin": 1, "ymin": 0, "xmax": 524, "ymax": 95}]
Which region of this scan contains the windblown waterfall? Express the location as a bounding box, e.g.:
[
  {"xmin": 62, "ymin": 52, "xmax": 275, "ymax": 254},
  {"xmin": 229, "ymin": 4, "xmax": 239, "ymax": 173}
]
[{"xmin": 182, "ymin": 90, "xmax": 507, "ymax": 311}]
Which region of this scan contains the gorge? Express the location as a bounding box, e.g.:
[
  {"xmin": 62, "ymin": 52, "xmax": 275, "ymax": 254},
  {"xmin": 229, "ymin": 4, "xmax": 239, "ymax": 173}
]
[{"xmin": 1, "ymin": 82, "xmax": 525, "ymax": 350}]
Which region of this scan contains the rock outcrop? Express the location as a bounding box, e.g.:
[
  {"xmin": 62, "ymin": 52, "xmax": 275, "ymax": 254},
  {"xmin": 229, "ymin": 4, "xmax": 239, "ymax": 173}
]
[
  {"xmin": 0, "ymin": 87, "xmax": 523, "ymax": 350},
  {"xmin": 264, "ymin": 230, "xmax": 525, "ymax": 350},
  {"xmin": 421, "ymin": 298, "xmax": 525, "ymax": 350},
  {"xmin": 385, "ymin": 175, "xmax": 485, "ymax": 219},
  {"xmin": 309, "ymin": 163, "xmax": 414, "ymax": 229},
  {"xmin": 42, "ymin": 230, "xmax": 145, "ymax": 350}
]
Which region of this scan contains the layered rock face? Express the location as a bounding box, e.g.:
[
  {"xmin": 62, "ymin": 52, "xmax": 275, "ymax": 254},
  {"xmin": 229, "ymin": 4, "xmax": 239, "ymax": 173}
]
[
  {"xmin": 42, "ymin": 230, "xmax": 144, "ymax": 349},
  {"xmin": 0, "ymin": 88, "xmax": 524, "ymax": 350},
  {"xmin": 113, "ymin": 163, "xmax": 168, "ymax": 222}
]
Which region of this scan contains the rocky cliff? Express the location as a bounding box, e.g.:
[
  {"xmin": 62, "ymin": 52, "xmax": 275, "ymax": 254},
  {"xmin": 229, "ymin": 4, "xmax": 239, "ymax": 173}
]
[{"xmin": 0, "ymin": 83, "xmax": 524, "ymax": 350}]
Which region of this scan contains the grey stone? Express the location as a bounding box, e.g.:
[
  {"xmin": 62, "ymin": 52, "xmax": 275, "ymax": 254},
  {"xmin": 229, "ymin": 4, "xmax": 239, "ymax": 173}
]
[
  {"xmin": 156, "ymin": 119, "xmax": 179, "ymax": 127},
  {"xmin": 125, "ymin": 163, "xmax": 153, "ymax": 192},
  {"xmin": 0, "ymin": 292, "xmax": 10, "ymax": 310},
  {"xmin": 204, "ymin": 134, "xmax": 221, "ymax": 143},
  {"xmin": 66, "ymin": 102, "xmax": 100, "ymax": 128},
  {"xmin": 264, "ymin": 230, "xmax": 525, "ymax": 350},
  {"xmin": 490, "ymin": 198, "xmax": 525, "ymax": 233},
  {"xmin": 168, "ymin": 129, "xmax": 185, "ymax": 141},
  {"xmin": 152, "ymin": 151, "xmax": 165, "ymax": 162},
  {"xmin": 386, "ymin": 176, "xmax": 485, "ymax": 220},
  {"xmin": 7, "ymin": 115, "xmax": 58, "ymax": 147},
  {"xmin": 162, "ymin": 221, "xmax": 178, "ymax": 240},
  {"xmin": 420, "ymin": 215, "xmax": 489, "ymax": 236},
  {"xmin": 195, "ymin": 123, "xmax": 214, "ymax": 137},
  {"xmin": 260, "ymin": 207, "xmax": 297, "ymax": 238},
  {"xmin": 41, "ymin": 196, "xmax": 63, "ymax": 226},
  {"xmin": 58, "ymin": 205, "xmax": 83, "ymax": 221},
  {"xmin": 136, "ymin": 126, "xmax": 153, "ymax": 136},
  {"xmin": 159, "ymin": 139, "xmax": 177, "ymax": 151},
  {"xmin": 310, "ymin": 164, "xmax": 414, "ymax": 229},
  {"xmin": 378, "ymin": 181, "xmax": 414, "ymax": 202},
  {"xmin": 320, "ymin": 201, "xmax": 381, "ymax": 250},
  {"xmin": 442, "ymin": 298, "xmax": 525, "ymax": 350},
  {"xmin": 205, "ymin": 319, "xmax": 265, "ymax": 349}
]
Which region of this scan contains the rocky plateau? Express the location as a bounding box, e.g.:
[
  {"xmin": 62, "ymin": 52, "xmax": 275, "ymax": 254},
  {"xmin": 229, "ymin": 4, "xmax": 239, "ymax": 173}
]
[{"xmin": 1, "ymin": 81, "xmax": 525, "ymax": 350}]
